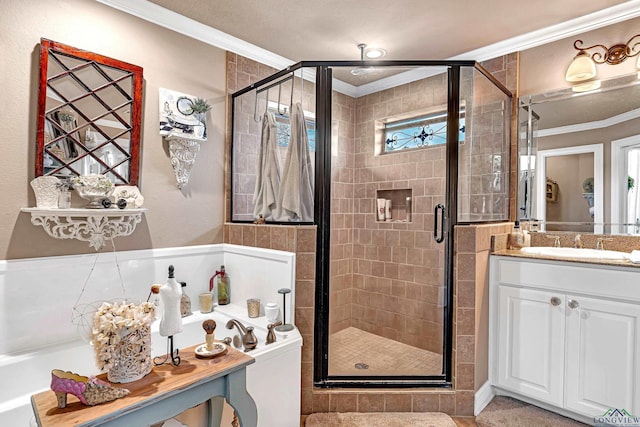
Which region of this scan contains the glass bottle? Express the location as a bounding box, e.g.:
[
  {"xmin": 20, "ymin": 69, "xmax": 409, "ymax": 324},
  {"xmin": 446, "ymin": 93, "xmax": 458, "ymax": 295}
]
[
  {"xmin": 217, "ymin": 265, "xmax": 229, "ymax": 305},
  {"xmin": 180, "ymin": 281, "xmax": 191, "ymax": 317}
]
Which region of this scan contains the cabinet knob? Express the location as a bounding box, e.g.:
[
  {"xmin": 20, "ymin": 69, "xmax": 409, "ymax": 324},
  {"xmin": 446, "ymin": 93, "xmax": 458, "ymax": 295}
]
[
  {"xmin": 567, "ymin": 299, "xmax": 580, "ymax": 309},
  {"xmin": 550, "ymin": 297, "xmax": 561, "ymax": 306}
]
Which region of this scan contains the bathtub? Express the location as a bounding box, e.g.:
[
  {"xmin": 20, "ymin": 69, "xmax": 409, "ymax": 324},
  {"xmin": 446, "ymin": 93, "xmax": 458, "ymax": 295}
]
[{"xmin": 0, "ymin": 304, "xmax": 302, "ymax": 427}]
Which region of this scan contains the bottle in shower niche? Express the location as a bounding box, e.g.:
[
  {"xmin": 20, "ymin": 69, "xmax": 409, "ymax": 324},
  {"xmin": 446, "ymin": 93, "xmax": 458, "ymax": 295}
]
[
  {"xmin": 216, "ymin": 265, "xmax": 230, "ymax": 305},
  {"xmin": 180, "ymin": 281, "xmax": 191, "ymax": 317}
]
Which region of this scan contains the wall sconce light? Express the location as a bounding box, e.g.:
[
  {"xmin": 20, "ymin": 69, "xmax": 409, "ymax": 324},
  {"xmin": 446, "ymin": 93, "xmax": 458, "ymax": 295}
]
[{"xmin": 566, "ymin": 34, "xmax": 640, "ymax": 83}]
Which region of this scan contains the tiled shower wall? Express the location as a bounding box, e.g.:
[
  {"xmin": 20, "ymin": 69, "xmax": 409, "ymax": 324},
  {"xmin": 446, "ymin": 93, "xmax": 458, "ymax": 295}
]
[
  {"xmin": 329, "ymin": 91, "xmax": 357, "ymax": 333},
  {"xmin": 458, "ymin": 61, "xmax": 515, "ymax": 222},
  {"xmin": 347, "ymin": 73, "xmax": 449, "ymax": 353}
]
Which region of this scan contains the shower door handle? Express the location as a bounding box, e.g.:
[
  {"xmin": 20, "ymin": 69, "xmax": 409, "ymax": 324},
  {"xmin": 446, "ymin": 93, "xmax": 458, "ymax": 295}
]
[{"xmin": 434, "ymin": 204, "xmax": 445, "ymax": 243}]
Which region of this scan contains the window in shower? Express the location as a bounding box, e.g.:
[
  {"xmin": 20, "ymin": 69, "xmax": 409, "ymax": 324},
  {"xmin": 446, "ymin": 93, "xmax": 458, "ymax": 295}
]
[{"xmin": 383, "ymin": 110, "xmax": 466, "ymax": 153}]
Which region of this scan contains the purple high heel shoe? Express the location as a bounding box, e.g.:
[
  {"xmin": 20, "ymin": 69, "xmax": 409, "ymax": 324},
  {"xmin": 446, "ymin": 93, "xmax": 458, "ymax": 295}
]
[{"xmin": 50, "ymin": 369, "xmax": 130, "ymax": 408}]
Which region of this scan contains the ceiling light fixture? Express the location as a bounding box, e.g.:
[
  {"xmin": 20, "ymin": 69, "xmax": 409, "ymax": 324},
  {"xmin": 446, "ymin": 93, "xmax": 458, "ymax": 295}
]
[
  {"xmin": 364, "ymin": 47, "xmax": 387, "ymax": 59},
  {"xmin": 566, "ymin": 34, "xmax": 640, "ymax": 83}
]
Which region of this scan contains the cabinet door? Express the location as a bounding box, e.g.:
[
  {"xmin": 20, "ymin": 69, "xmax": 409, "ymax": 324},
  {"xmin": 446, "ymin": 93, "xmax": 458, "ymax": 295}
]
[
  {"xmin": 496, "ymin": 285, "xmax": 565, "ymax": 406},
  {"xmin": 564, "ymin": 295, "xmax": 640, "ymax": 417}
]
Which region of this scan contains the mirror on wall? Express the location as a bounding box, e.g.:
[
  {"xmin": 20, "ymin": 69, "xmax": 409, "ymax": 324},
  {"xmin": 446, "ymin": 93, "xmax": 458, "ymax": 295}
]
[
  {"xmin": 518, "ymin": 73, "xmax": 640, "ymax": 234},
  {"xmin": 36, "ymin": 38, "xmax": 143, "ymax": 185}
]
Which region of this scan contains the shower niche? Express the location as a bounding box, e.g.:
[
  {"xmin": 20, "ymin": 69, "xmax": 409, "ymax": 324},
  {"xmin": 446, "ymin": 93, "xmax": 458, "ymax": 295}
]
[
  {"xmin": 375, "ymin": 189, "xmax": 412, "ymax": 223},
  {"xmin": 230, "ymin": 61, "xmax": 512, "ymax": 387}
]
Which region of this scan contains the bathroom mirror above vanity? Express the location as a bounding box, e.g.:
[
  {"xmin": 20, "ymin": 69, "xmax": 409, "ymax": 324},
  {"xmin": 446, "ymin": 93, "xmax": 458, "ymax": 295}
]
[
  {"xmin": 36, "ymin": 38, "xmax": 143, "ymax": 186},
  {"xmin": 518, "ymin": 72, "xmax": 640, "ymax": 234}
]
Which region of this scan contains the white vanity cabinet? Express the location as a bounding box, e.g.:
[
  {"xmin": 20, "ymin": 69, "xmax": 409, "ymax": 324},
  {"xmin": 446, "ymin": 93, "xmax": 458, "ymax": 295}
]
[{"xmin": 489, "ymin": 256, "xmax": 640, "ymax": 423}]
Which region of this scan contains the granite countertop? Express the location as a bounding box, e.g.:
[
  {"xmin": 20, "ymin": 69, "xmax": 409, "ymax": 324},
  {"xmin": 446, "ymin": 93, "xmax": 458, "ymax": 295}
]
[{"xmin": 492, "ymin": 248, "xmax": 640, "ymax": 269}]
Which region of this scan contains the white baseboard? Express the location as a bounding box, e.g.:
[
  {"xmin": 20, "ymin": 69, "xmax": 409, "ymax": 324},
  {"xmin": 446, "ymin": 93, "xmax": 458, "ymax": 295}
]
[{"xmin": 474, "ymin": 381, "xmax": 495, "ymax": 416}]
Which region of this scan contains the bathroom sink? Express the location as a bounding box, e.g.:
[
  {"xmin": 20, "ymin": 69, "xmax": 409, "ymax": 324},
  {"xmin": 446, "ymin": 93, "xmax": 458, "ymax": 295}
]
[{"xmin": 519, "ymin": 246, "xmax": 630, "ymax": 260}]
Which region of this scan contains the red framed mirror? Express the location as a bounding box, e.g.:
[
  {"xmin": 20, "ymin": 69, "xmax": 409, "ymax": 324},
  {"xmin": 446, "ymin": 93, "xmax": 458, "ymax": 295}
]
[{"xmin": 36, "ymin": 38, "xmax": 143, "ymax": 186}]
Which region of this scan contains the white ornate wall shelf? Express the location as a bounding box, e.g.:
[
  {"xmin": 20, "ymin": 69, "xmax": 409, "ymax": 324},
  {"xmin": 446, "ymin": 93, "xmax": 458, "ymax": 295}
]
[
  {"xmin": 21, "ymin": 208, "xmax": 147, "ymax": 251},
  {"xmin": 165, "ymin": 134, "xmax": 202, "ymax": 189}
]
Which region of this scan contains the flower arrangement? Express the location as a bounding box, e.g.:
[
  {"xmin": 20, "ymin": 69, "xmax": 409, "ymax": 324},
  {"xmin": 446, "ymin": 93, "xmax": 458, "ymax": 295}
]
[
  {"xmin": 629, "ymin": 175, "xmax": 635, "ymax": 191},
  {"xmin": 72, "ymin": 174, "xmax": 115, "ymax": 208},
  {"xmin": 55, "ymin": 177, "xmax": 75, "ymax": 192},
  {"xmin": 72, "ymin": 174, "xmax": 114, "ymax": 193},
  {"xmin": 91, "ymin": 302, "xmax": 155, "ymax": 373},
  {"xmin": 58, "ymin": 112, "xmax": 76, "ymax": 124}
]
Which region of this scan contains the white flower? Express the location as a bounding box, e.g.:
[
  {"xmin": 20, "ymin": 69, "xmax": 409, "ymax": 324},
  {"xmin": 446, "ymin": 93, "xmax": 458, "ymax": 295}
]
[{"xmin": 91, "ymin": 302, "xmax": 156, "ymax": 370}]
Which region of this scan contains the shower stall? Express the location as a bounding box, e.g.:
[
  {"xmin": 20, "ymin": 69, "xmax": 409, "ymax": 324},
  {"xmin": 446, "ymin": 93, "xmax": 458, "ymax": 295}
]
[{"xmin": 231, "ymin": 60, "xmax": 512, "ymax": 387}]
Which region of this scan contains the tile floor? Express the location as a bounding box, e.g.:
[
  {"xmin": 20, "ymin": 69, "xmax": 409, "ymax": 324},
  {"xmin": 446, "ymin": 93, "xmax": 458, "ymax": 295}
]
[{"xmin": 328, "ymin": 327, "xmax": 443, "ymax": 376}]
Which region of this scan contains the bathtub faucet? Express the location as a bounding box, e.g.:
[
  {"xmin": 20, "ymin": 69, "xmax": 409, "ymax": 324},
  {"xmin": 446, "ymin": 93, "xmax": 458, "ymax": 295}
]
[{"xmin": 226, "ymin": 319, "xmax": 258, "ymax": 352}]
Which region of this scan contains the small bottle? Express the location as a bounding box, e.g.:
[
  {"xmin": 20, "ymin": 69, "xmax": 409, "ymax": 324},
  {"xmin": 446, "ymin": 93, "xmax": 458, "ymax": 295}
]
[
  {"xmin": 405, "ymin": 196, "xmax": 412, "ymax": 222},
  {"xmin": 509, "ymin": 221, "xmax": 525, "ymax": 250},
  {"xmin": 217, "ymin": 265, "xmax": 229, "ymax": 305},
  {"xmin": 180, "ymin": 281, "xmax": 191, "ymax": 317}
]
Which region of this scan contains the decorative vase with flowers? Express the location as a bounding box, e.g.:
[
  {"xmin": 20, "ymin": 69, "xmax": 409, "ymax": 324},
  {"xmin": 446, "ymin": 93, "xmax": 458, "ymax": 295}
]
[
  {"xmin": 91, "ymin": 301, "xmax": 156, "ymax": 383},
  {"xmin": 72, "ymin": 174, "xmax": 114, "ymax": 208}
]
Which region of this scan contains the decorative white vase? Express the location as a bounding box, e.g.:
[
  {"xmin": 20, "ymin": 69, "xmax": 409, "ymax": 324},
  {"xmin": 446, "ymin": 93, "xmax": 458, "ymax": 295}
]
[
  {"xmin": 107, "ymin": 325, "xmax": 152, "ymax": 384},
  {"xmin": 30, "ymin": 176, "xmax": 61, "ymax": 208}
]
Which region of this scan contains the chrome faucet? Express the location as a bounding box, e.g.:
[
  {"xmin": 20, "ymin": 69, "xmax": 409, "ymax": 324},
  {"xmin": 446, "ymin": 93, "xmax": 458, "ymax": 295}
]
[
  {"xmin": 546, "ymin": 235, "xmax": 561, "ymax": 248},
  {"xmin": 574, "ymin": 234, "xmax": 582, "ymax": 249},
  {"xmin": 596, "ymin": 237, "xmax": 613, "ymax": 250},
  {"xmin": 226, "ymin": 319, "xmax": 258, "ymax": 352},
  {"xmin": 266, "ymin": 321, "xmax": 282, "ymax": 345}
]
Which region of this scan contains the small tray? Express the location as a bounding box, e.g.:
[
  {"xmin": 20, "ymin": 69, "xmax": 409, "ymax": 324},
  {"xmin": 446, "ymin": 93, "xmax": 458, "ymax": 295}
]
[{"xmin": 194, "ymin": 342, "xmax": 227, "ymax": 359}]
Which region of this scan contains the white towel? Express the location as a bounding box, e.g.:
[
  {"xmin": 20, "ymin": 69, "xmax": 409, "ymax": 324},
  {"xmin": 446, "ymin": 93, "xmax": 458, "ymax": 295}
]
[
  {"xmin": 276, "ymin": 102, "xmax": 314, "ymax": 222},
  {"xmin": 252, "ymin": 111, "xmax": 281, "ymax": 220}
]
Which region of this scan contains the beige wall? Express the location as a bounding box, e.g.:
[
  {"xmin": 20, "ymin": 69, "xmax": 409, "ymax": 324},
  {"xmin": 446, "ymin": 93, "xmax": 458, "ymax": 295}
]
[
  {"xmin": 2, "ymin": 0, "xmax": 227, "ymax": 259},
  {"xmin": 546, "ymin": 154, "xmax": 594, "ymax": 231}
]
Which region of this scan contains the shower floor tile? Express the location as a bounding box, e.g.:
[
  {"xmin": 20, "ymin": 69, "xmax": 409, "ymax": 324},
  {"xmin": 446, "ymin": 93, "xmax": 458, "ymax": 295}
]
[{"xmin": 328, "ymin": 327, "xmax": 443, "ymax": 376}]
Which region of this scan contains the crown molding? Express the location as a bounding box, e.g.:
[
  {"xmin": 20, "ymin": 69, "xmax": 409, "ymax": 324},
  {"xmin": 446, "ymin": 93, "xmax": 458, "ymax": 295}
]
[
  {"xmin": 536, "ymin": 107, "xmax": 640, "ymax": 138},
  {"xmin": 98, "ymin": 0, "xmax": 640, "ymax": 97},
  {"xmin": 96, "ymin": 0, "xmax": 294, "ymax": 70},
  {"xmin": 451, "ymin": 0, "xmax": 640, "ymax": 61}
]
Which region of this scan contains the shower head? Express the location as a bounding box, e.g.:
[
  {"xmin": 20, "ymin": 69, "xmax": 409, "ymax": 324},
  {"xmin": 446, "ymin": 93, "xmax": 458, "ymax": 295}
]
[
  {"xmin": 350, "ymin": 43, "xmax": 380, "ymax": 77},
  {"xmin": 350, "ymin": 67, "xmax": 378, "ymax": 76}
]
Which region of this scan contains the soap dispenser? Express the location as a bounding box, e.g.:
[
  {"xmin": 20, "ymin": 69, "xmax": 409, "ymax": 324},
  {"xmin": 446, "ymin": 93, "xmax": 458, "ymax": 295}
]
[
  {"xmin": 509, "ymin": 221, "xmax": 525, "ymax": 250},
  {"xmin": 180, "ymin": 281, "xmax": 191, "ymax": 317}
]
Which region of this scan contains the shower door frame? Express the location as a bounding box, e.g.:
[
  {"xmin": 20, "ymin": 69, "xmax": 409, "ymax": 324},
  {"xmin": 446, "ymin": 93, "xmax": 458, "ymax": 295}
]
[
  {"xmin": 313, "ymin": 62, "xmax": 471, "ymax": 388},
  {"xmin": 229, "ymin": 60, "xmax": 512, "ymax": 388}
]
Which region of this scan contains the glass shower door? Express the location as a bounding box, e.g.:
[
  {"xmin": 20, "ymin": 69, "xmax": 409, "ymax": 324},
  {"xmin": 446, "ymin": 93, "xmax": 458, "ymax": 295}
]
[{"xmin": 324, "ymin": 65, "xmax": 454, "ymax": 380}]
